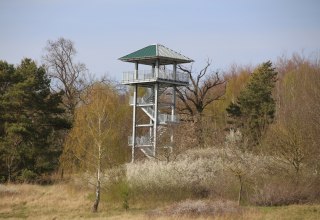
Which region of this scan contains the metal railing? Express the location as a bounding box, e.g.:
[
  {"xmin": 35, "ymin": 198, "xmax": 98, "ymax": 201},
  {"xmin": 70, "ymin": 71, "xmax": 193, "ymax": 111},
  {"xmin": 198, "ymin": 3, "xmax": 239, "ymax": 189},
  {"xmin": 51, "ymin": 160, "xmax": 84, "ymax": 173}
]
[
  {"xmin": 122, "ymin": 69, "xmax": 189, "ymax": 84},
  {"xmin": 158, "ymin": 113, "xmax": 180, "ymax": 123},
  {"xmin": 129, "ymin": 89, "xmax": 154, "ymax": 105},
  {"xmin": 158, "ymin": 69, "xmax": 189, "ymax": 83},
  {"xmin": 128, "ymin": 135, "xmax": 153, "ymax": 146},
  {"xmin": 138, "ymin": 105, "xmax": 179, "ymax": 124}
]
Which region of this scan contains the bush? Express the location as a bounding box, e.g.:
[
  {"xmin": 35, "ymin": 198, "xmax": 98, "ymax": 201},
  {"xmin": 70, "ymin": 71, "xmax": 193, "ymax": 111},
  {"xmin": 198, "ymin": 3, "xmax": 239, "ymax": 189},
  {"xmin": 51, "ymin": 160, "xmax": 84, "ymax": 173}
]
[
  {"xmin": 126, "ymin": 149, "xmax": 224, "ymax": 190},
  {"xmin": 18, "ymin": 169, "xmax": 38, "ymax": 183},
  {"xmin": 148, "ymin": 199, "xmax": 242, "ymax": 217},
  {"xmin": 106, "ymin": 147, "xmax": 320, "ymax": 208},
  {"xmin": 250, "ymin": 175, "xmax": 320, "ymax": 206},
  {"xmin": 124, "ymin": 148, "xmax": 242, "ymax": 206},
  {"xmin": 118, "ymin": 180, "xmax": 130, "ymax": 210}
]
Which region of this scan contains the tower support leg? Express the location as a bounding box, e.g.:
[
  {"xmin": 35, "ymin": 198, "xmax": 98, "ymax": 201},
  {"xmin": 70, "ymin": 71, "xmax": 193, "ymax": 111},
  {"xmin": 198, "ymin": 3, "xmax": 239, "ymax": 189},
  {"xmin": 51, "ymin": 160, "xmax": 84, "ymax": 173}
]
[
  {"xmin": 153, "ymin": 83, "xmax": 158, "ymax": 157},
  {"xmin": 131, "ymin": 84, "xmax": 137, "ymax": 162},
  {"xmin": 171, "ymin": 85, "xmax": 176, "ymax": 144}
]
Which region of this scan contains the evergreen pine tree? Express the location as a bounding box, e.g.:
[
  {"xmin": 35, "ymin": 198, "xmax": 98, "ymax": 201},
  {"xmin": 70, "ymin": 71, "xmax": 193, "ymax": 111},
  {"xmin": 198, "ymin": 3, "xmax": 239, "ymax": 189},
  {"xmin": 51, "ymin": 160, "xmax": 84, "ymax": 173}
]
[
  {"xmin": 0, "ymin": 59, "xmax": 69, "ymax": 182},
  {"xmin": 226, "ymin": 61, "xmax": 277, "ymax": 149}
]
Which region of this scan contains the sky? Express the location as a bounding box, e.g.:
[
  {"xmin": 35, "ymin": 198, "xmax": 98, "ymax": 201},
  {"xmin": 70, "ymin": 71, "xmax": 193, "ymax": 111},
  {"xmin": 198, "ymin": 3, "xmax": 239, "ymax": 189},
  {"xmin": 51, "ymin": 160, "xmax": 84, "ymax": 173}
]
[{"xmin": 0, "ymin": 0, "xmax": 320, "ymax": 81}]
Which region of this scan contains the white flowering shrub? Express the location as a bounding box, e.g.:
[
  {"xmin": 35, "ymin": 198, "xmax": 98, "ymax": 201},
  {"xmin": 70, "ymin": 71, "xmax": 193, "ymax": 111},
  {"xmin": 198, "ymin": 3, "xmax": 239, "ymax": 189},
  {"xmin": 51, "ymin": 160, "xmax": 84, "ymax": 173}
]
[
  {"xmin": 104, "ymin": 130, "xmax": 317, "ymax": 206},
  {"xmin": 126, "ymin": 148, "xmax": 224, "ymax": 192}
]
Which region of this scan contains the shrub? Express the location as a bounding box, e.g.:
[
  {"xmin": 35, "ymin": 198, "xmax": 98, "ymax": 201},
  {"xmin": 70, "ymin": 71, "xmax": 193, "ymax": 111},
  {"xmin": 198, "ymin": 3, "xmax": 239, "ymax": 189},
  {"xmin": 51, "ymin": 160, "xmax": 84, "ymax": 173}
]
[
  {"xmin": 126, "ymin": 148, "xmax": 224, "ymax": 190},
  {"xmin": 125, "ymin": 148, "xmax": 244, "ymax": 206},
  {"xmin": 118, "ymin": 180, "xmax": 130, "ymax": 210},
  {"xmin": 18, "ymin": 169, "xmax": 38, "ymax": 183},
  {"xmin": 108, "ymin": 147, "xmax": 320, "ymax": 208},
  {"xmin": 250, "ymin": 175, "xmax": 320, "ymax": 206},
  {"xmin": 148, "ymin": 199, "xmax": 242, "ymax": 217}
]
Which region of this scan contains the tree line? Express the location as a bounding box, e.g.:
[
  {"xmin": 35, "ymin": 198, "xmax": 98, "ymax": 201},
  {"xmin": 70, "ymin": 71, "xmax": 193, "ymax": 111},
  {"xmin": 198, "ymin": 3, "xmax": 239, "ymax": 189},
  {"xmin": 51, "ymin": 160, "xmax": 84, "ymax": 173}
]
[{"xmin": 0, "ymin": 37, "xmax": 319, "ymax": 212}]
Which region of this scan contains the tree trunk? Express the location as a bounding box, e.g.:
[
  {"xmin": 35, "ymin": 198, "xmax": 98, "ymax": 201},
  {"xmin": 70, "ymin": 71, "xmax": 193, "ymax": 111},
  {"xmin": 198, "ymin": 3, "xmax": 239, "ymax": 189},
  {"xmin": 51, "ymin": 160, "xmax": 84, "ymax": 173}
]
[
  {"xmin": 7, "ymin": 164, "xmax": 11, "ymax": 184},
  {"xmin": 92, "ymin": 141, "xmax": 102, "ymax": 213},
  {"xmin": 92, "ymin": 178, "xmax": 101, "ymax": 212},
  {"xmin": 238, "ymin": 175, "xmax": 243, "ymax": 206},
  {"xmin": 194, "ymin": 115, "xmax": 205, "ymax": 148},
  {"xmin": 60, "ymin": 168, "xmax": 64, "ymax": 180},
  {"xmin": 6, "ymin": 156, "xmax": 13, "ymax": 184}
]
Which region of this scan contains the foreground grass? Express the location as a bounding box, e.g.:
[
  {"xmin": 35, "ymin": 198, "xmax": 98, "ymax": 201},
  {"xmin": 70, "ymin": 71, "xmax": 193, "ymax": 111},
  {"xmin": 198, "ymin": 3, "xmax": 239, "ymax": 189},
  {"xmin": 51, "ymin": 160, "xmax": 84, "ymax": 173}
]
[
  {"xmin": 255, "ymin": 205, "xmax": 320, "ymax": 220},
  {"xmin": 0, "ymin": 184, "xmax": 319, "ymax": 219}
]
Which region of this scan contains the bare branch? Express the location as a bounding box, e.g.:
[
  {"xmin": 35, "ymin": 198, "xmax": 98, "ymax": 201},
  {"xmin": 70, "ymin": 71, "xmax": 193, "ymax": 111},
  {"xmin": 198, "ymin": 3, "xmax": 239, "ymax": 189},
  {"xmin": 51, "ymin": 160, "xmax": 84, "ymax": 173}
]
[
  {"xmin": 42, "ymin": 37, "xmax": 90, "ymax": 118},
  {"xmin": 176, "ymin": 60, "xmax": 226, "ymax": 118}
]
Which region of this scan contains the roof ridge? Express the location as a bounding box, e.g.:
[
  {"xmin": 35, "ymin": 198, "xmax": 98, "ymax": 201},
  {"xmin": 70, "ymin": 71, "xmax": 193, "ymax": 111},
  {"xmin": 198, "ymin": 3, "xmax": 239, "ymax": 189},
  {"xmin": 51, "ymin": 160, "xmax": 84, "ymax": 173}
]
[
  {"xmin": 156, "ymin": 44, "xmax": 159, "ymax": 56},
  {"xmin": 158, "ymin": 44, "xmax": 193, "ymax": 61},
  {"xmin": 119, "ymin": 44, "xmax": 193, "ymax": 64}
]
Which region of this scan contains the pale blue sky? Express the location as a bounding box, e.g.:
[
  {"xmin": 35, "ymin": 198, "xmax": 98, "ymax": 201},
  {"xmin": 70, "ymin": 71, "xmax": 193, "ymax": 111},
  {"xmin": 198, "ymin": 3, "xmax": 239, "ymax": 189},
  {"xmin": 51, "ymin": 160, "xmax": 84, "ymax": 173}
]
[{"xmin": 1, "ymin": 0, "xmax": 319, "ymax": 80}]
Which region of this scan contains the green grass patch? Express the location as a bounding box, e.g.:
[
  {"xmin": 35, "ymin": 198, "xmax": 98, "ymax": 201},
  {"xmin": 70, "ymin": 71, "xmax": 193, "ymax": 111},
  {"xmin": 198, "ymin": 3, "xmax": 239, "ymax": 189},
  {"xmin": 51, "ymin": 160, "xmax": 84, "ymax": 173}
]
[{"xmin": 256, "ymin": 204, "xmax": 320, "ymax": 220}]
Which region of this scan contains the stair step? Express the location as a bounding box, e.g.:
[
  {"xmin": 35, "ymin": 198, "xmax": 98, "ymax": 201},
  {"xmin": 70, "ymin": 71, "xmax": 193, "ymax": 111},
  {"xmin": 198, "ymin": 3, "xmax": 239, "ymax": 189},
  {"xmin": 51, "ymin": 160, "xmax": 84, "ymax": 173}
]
[
  {"xmin": 136, "ymin": 124, "xmax": 153, "ymax": 127},
  {"xmin": 140, "ymin": 147, "xmax": 154, "ymax": 158}
]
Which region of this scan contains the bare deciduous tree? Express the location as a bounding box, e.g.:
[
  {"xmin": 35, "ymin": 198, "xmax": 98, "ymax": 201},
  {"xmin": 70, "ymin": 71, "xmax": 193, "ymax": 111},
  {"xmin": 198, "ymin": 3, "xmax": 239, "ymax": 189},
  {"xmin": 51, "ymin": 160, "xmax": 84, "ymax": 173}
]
[
  {"xmin": 223, "ymin": 129, "xmax": 265, "ymax": 205},
  {"xmin": 176, "ymin": 60, "xmax": 226, "ymax": 147},
  {"xmin": 43, "ymin": 37, "xmax": 90, "ymax": 118},
  {"xmin": 266, "ymin": 55, "xmax": 320, "ymax": 180}
]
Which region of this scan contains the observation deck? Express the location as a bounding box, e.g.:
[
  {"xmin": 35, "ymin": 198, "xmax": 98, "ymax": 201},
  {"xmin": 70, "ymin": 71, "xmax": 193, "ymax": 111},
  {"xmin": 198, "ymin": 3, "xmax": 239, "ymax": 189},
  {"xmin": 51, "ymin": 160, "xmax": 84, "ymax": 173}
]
[
  {"xmin": 119, "ymin": 44, "xmax": 193, "ymax": 161},
  {"xmin": 121, "ymin": 69, "xmax": 189, "ymax": 86}
]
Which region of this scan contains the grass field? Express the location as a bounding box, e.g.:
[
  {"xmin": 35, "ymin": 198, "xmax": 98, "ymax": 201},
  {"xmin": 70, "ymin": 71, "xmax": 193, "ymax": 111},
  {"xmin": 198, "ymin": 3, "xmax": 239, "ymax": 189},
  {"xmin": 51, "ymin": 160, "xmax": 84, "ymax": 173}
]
[{"xmin": 0, "ymin": 183, "xmax": 319, "ymax": 220}]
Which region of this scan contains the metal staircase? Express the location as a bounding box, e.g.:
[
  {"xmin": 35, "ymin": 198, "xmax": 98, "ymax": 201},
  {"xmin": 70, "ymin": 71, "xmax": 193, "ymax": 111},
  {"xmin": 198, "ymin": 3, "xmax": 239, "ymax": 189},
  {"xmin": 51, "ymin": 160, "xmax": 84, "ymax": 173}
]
[
  {"xmin": 128, "ymin": 86, "xmax": 178, "ymax": 158},
  {"xmin": 140, "ymin": 125, "xmax": 168, "ymax": 158},
  {"xmin": 120, "ymin": 44, "xmax": 192, "ymax": 162}
]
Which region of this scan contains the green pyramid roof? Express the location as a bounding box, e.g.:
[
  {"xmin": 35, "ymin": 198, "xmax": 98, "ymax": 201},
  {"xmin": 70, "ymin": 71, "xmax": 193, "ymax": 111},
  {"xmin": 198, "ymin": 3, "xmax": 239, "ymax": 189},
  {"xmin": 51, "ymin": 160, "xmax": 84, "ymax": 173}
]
[{"xmin": 119, "ymin": 44, "xmax": 193, "ymax": 65}]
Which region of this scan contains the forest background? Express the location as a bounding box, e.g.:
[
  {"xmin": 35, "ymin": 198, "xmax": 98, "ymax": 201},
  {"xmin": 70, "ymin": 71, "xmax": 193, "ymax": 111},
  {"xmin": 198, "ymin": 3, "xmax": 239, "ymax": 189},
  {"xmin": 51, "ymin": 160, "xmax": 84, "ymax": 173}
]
[{"xmin": 0, "ymin": 38, "xmax": 319, "ymax": 218}]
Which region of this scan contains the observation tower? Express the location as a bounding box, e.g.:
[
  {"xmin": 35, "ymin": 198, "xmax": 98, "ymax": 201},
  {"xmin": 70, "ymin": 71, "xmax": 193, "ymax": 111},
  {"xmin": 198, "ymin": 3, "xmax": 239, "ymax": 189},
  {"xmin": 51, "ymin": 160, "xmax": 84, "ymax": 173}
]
[{"xmin": 120, "ymin": 44, "xmax": 193, "ymax": 162}]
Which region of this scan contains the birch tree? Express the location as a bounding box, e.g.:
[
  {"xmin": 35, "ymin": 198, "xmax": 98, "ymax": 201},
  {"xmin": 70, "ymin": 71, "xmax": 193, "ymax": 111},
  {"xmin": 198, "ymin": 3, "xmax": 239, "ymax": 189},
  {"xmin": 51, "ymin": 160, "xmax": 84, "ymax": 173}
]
[{"xmin": 62, "ymin": 83, "xmax": 129, "ymax": 212}]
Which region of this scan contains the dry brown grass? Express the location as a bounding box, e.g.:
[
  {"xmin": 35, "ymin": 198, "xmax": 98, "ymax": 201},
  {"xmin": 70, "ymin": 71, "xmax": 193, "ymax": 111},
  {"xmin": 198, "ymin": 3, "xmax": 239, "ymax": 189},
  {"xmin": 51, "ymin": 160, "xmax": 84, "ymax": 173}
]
[
  {"xmin": 0, "ymin": 183, "xmax": 92, "ymax": 219},
  {"xmin": 149, "ymin": 200, "xmax": 243, "ymax": 219},
  {"xmin": 147, "ymin": 200, "xmax": 242, "ymax": 218},
  {"xmin": 0, "ymin": 184, "xmax": 319, "ymax": 219},
  {"xmin": 0, "ymin": 183, "xmax": 149, "ymax": 219}
]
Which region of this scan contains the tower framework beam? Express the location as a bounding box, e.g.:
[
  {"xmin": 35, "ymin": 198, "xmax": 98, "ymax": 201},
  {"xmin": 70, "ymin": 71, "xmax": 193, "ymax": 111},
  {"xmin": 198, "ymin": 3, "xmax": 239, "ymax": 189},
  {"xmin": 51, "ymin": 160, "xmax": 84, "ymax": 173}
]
[{"xmin": 120, "ymin": 44, "xmax": 193, "ymax": 161}]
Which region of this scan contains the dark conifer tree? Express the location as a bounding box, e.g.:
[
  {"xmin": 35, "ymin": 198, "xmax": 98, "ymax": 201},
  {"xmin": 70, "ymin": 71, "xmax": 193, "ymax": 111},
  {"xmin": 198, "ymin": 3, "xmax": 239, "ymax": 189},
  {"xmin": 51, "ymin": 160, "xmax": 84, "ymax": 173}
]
[
  {"xmin": 226, "ymin": 61, "xmax": 277, "ymax": 149},
  {"xmin": 0, "ymin": 59, "xmax": 70, "ymax": 182}
]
